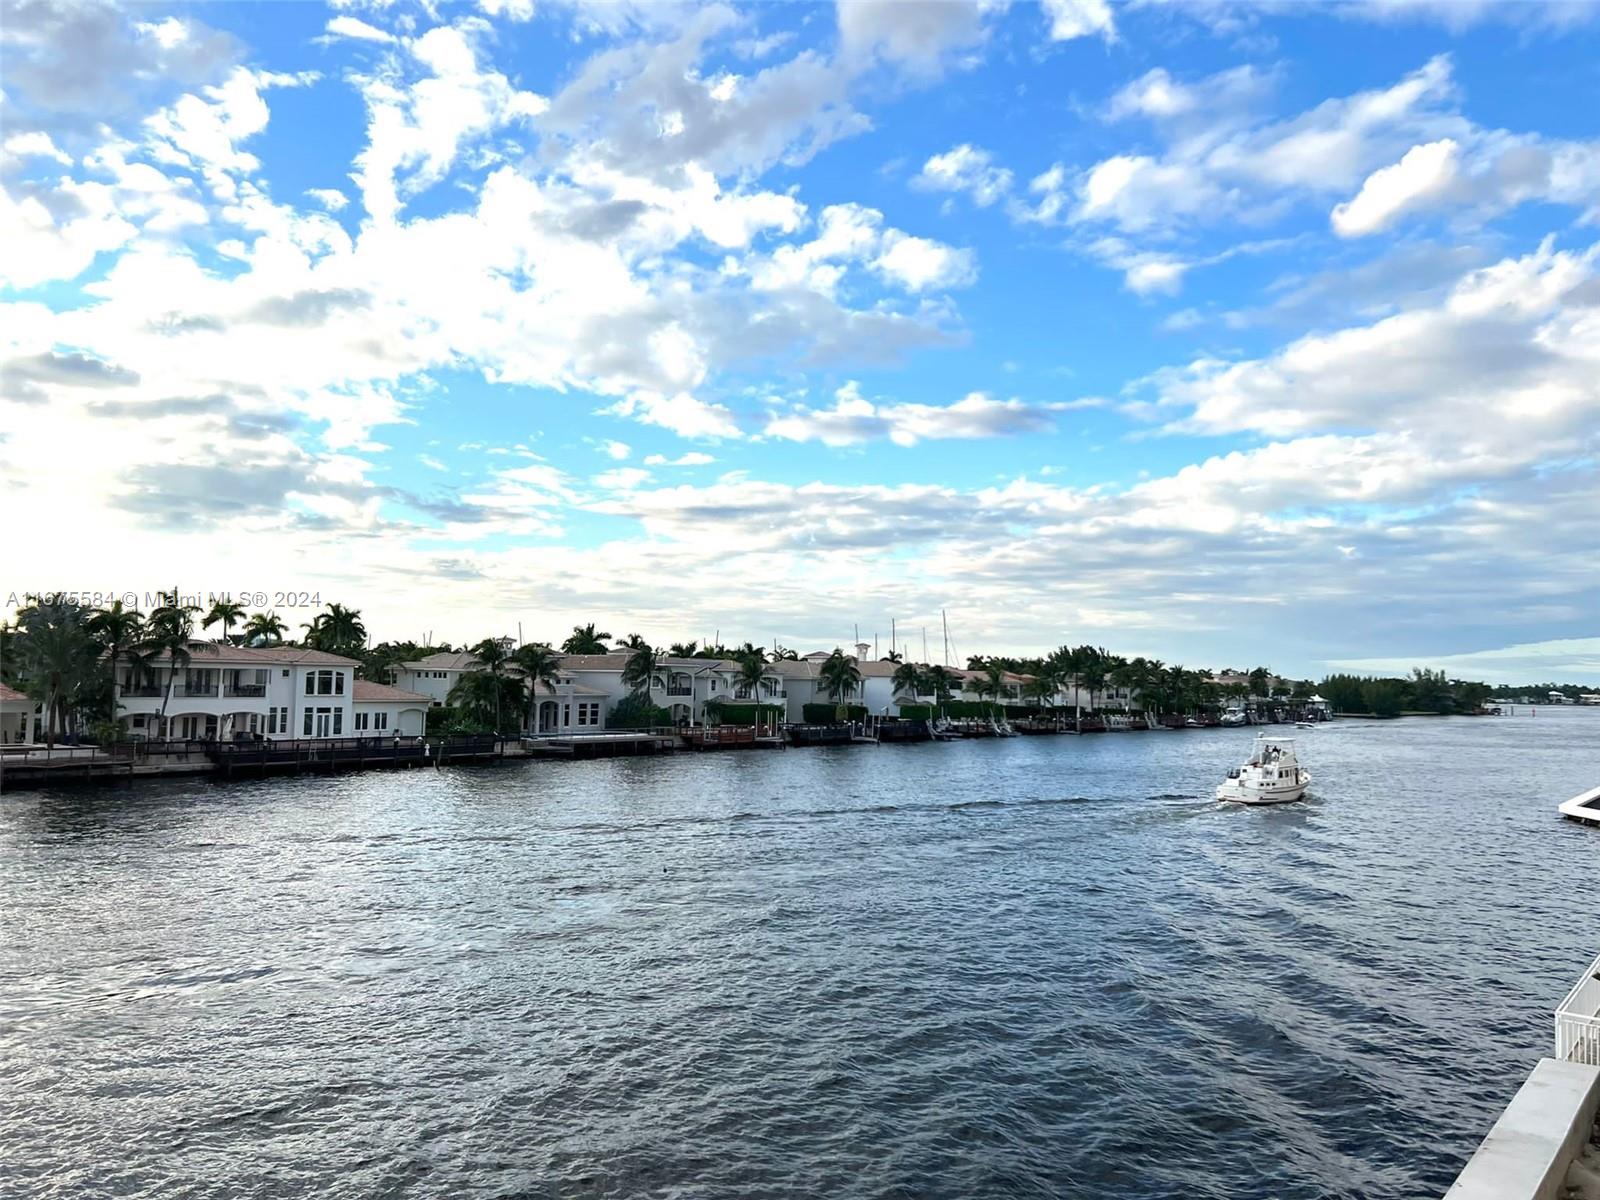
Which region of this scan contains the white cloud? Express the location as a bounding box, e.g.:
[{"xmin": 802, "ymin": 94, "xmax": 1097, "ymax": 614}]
[
  {"xmin": 835, "ymin": 0, "xmax": 996, "ymax": 70},
  {"xmin": 766, "ymin": 383, "xmax": 1058, "ymax": 446},
  {"xmin": 874, "ymin": 230, "xmax": 976, "ymax": 291},
  {"xmin": 1147, "ymin": 239, "xmax": 1600, "ymax": 441},
  {"xmin": 604, "ymin": 390, "xmax": 743, "ymax": 440},
  {"xmin": 1331, "ymin": 138, "xmax": 1461, "ymax": 236},
  {"xmin": 643, "ymin": 452, "xmax": 716, "ymax": 466},
  {"xmin": 1331, "ymin": 637, "xmax": 1600, "ymax": 684},
  {"xmin": 3, "ymin": 131, "xmax": 72, "ymax": 165},
  {"xmin": 305, "ymin": 187, "xmax": 350, "ymax": 211},
  {"xmin": 477, "ymin": 0, "xmax": 535, "ymax": 22},
  {"xmin": 1042, "ymin": 0, "xmax": 1116, "ymax": 41},
  {"xmin": 914, "ymin": 143, "xmax": 1013, "ymax": 207},
  {"xmin": 323, "ymin": 16, "xmax": 396, "ymax": 44},
  {"xmin": 594, "ymin": 466, "xmax": 652, "ymax": 490},
  {"xmin": 353, "ymin": 23, "xmax": 548, "ymax": 224},
  {"xmin": 602, "ymin": 440, "xmax": 632, "ymax": 460}
]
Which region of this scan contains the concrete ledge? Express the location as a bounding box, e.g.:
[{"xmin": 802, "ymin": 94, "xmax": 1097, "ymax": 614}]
[{"xmin": 1446, "ymin": 1057, "xmax": 1600, "ymax": 1200}]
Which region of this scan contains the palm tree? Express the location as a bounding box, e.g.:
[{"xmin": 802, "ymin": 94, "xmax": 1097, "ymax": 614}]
[
  {"xmin": 202, "ymin": 599, "xmax": 246, "ymax": 643},
  {"xmin": 563, "ymin": 624, "xmax": 612, "ymax": 654},
  {"xmin": 891, "ymin": 661, "xmax": 924, "ymax": 702},
  {"xmin": 14, "ymin": 599, "xmax": 101, "ymax": 744},
  {"xmin": 243, "ymin": 611, "xmax": 287, "ymax": 646},
  {"xmin": 819, "ymin": 649, "xmax": 861, "ymax": 712},
  {"xmin": 1076, "ymin": 645, "xmax": 1108, "ymax": 715},
  {"xmin": 668, "ymin": 640, "xmax": 699, "ymax": 658},
  {"xmin": 86, "ymin": 600, "xmax": 144, "ymax": 723},
  {"xmin": 882, "ymin": 649, "xmax": 903, "ymax": 663},
  {"xmin": 1247, "ymin": 666, "xmax": 1273, "ymax": 699},
  {"xmin": 448, "ymin": 671, "xmax": 527, "ymax": 734},
  {"xmin": 1023, "ymin": 674, "xmax": 1057, "ymax": 711},
  {"xmin": 304, "ymin": 603, "xmax": 366, "ymax": 656},
  {"xmin": 982, "ymin": 662, "xmax": 1008, "ymax": 716},
  {"xmin": 735, "ymin": 651, "xmax": 769, "ymax": 728},
  {"xmin": 924, "ymin": 665, "xmax": 954, "ymax": 705},
  {"xmin": 144, "ymin": 589, "xmax": 197, "ymax": 737},
  {"xmin": 615, "ymin": 633, "xmax": 649, "ymax": 651},
  {"xmin": 513, "ymin": 642, "xmax": 561, "ymax": 731},
  {"xmin": 621, "ymin": 641, "xmax": 659, "ymax": 698},
  {"xmin": 471, "ymin": 637, "xmax": 511, "ymax": 734}
]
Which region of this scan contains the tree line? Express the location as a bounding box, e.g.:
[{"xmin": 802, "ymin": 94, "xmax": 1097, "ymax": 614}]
[{"xmin": 1317, "ymin": 669, "xmax": 1493, "ymax": 717}]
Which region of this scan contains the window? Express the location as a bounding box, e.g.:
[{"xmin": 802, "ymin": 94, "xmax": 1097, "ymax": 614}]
[
  {"xmin": 333, "ymin": 709, "xmax": 342, "ymax": 735},
  {"xmin": 577, "ymin": 702, "xmax": 599, "ymax": 726},
  {"xmin": 562, "ymin": 703, "xmax": 571, "ymax": 727},
  {"xmin": 374, "ymin": 712, "xmax": 388, "ymax": 731},
  {"xmin": 303, "ymin": 709, "xmax": 313, "ymax": 736},
  {"xmin": 306, "ymin": 669, "xmax": 342, "ymax": 695},
  {"xmin": 356, "ymin": 712, "xmax": 369, "ymax": 731}
]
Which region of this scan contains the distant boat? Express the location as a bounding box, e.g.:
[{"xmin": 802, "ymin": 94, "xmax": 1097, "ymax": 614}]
[
  {"xmin": 1216, "ymin": 736, "xmax": 1311, "ymax": 805},
  {"xmin": 1295, "ymin": 721, "xmax": 1315, "ymax": 729}
]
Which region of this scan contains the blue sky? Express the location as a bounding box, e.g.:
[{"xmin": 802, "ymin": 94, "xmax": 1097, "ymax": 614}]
[{"xmin": 3, "ymin": 0, "xmax": 1599, "ymax": 682}]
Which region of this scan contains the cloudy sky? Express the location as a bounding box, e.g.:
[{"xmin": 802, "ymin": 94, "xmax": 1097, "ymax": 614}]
[{"xmin": 3, "ymin": 0, "xmax": 1598, "ymax": 681}]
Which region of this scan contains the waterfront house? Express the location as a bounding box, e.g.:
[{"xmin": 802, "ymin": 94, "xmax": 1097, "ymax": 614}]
[
  {"xmin": 527, "ymin": 676, "xmax": 612, "ymax": 735},
  {"xmin": 115, "ymin": 642, "xmax": 360, "ymax": 741},
  {"xmin": 393, "ymin": 650, "xmax": 481, "ymax": 706},
  {"xmin": 351, "ymin": 681, "xmax": 431, "ymax": 737},
  {"xmin": 1, "ymin": 683, "xmax": 36, "ymax": 744},
  {"xmin": 550, "ymin": 652, "xmax": 772, "ymax": 728},
  {"xmin": 771, "ymin": 648, "xmax": 907, "ymax": 720}
]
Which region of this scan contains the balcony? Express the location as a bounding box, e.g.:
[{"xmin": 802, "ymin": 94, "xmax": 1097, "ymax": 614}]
[
  {"xmin": 1555, "ymin": 948, "xmax": 1600, "ymax": 1065},
  {"xmin": 122, "ymin": 685, "xmax": 163, "ymax": 698},
  {"xmin": 176, "ymin": 683, "xmax": 219, "ymax": 698},
  {"xmin": 666, "ymin": 686, "xmax": 693, "ymax": 697},
  {"xmin": 224, "ymin": 684, "xmax": 267, "ymax": 698}
]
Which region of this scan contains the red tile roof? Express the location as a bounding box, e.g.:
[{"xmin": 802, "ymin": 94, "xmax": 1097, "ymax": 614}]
[{"xmin": 352, "ymin": 680, "xmax": 431, "ymax": 703}]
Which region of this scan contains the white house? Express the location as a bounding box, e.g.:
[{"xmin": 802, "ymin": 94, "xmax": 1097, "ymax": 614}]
[
  {"xmin": 549, "ymin": 652, "xmax": 788, "ymax": 728},
  {"xmin": 352, "ymin": 681, "xmax": 431, "ymax": 737},
  {"xmin": 1, "ymin": 683, "xmax": 36, "ymax": 744},
  {"xmin": 773, "ymin": 647, "xmax": 908, "ymax": 720},
  {"xmin": 393, "ymin": 650, "xmax": 480, "ymax": 706},
  {"xmin": 115, "ymin": 642, "xmax": 361, "ymax": 741}
]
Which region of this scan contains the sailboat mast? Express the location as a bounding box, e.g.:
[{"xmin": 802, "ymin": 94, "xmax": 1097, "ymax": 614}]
[{"xmin": 941, "ymin": 609, "xmax": 949, "ymax": 667}]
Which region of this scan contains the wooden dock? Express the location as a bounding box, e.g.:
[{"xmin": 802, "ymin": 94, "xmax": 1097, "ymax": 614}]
[
  {"xmin": 0, "ymin": 752, "xmax": 137, "ymax": 789},
  {"xmin": 524, "ymin": 732, "xmax": 677, "ymax": 760},
  {"xmin": 209, "ymin": 734, "xmax": 503, "ymax": 777},
  {"xmin": 680, "ymin": 726, "xmax": 784, "ymax": 751}
]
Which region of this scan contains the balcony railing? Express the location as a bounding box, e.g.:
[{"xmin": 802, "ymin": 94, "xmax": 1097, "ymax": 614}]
[
  {"xmin": 1555, "ymin": 949, "xmax": 1600, "ymax": 1065},
  {"xmin": 224, "ymin": 684, "xmax": 267, "ymax": 698},
  {"xmin": 122, "ymin": 686, "xmax": 163, "ymax": 698},
  {"xmin": 176, "ymin": 683, "xmax": 219, "ymax": 697},
  {"xmin": 666, "ymin": 686, "xmax": 693, "ymax": 697}
]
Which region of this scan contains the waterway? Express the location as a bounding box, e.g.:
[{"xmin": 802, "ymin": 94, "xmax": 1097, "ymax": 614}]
[{"xmin": 3, "ymin": 710, "xmax": 1598, "ymax": 1198}]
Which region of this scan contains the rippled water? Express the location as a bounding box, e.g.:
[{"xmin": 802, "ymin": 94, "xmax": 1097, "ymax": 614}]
[{"xmin": 4, "ymin": 710, "xmax": 1599, "ymax": 1199}]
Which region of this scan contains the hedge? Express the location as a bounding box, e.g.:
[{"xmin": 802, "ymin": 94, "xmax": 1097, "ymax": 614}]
[
  {"xmin": 709, "ymin": 703, "xmax": 784, "ymax": 725},
  {"xmin": 609, "ymin": 695, "xmax": 673, "ymax": 729},
  {"xmin": 801, "ymin": 703, "xmax": 867, "ymax": 723}
]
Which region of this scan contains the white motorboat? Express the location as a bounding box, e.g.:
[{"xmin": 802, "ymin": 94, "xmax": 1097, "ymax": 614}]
[
  {"xmin": 1295, "ymin": 721, "xmax": 1315, "ymax": 729},
  {"xmin": 1220, "ymin": 709, "xmax": 1246, "ymax": 727},
  {"xmin": 1216, "ymin": 736, "xmax": 1311, "ymax": 805}
]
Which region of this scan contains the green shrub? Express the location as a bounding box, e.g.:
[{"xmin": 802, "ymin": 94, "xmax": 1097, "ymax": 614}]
[
  {"xmin": 801, "ymin": 703, "xmax": 866, "ymax": 723},
  {"xmin": 897, "ymin": 704, "xmax": 933, "ymax": 719},
  {"xmin": 609, "ymin": 695, "xmax": 673, "ymax": 729},
  {"xmin": 711, "ymin": 703, "xmax": 784, "ymax": 725}
]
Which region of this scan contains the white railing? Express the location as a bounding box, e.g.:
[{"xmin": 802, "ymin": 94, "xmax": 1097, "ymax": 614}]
[{"xmin": 1555, "ymin": 949, "xmax": 1600, "ymax": 1064}]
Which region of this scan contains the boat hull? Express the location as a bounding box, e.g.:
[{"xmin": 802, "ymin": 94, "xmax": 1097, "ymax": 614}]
[{"xmin": 1216, "ymin": 777, "xmax": 1310, "ymax": 805}]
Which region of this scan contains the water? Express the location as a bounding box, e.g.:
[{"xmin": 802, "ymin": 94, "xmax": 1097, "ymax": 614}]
[{"xmin": 3, "ymin": 711, "xmax": 1598, "ymax": 1199}]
